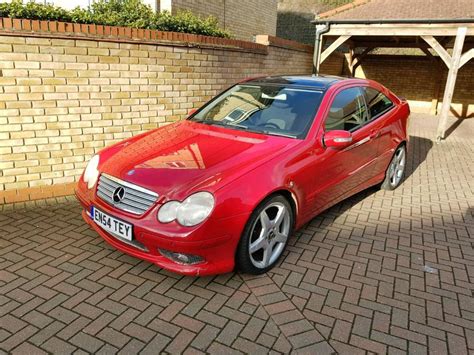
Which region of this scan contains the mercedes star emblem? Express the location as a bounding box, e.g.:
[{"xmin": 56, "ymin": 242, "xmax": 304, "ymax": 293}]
[{"xmin": 112, "ymin": 186, "xmax": 125, "ymax": 203}]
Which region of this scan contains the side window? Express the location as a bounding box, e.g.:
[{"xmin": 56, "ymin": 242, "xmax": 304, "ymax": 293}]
[
  {"xmin": 363, "ymin": 87, "xmax": 393, "ymax": 119},
  {"xmin": 325, "ymin": 87, "xmax": 368, "ymax": 132}
]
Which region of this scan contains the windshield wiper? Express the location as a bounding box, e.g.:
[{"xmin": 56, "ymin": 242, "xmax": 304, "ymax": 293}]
[
  {"xmin": 227, "ymin": 125, "xmax": 296, "ymax": 138},
  {"xmin": 195, "ymin": 120, "xmax": 247, "ymax": 129},
  {"xmin": 260, "ymin": 131, "xmax": 297, "ymax": 139},
  {"xmin": 192, "ymin": 120, "xmax": 296, "ymax": 138}
]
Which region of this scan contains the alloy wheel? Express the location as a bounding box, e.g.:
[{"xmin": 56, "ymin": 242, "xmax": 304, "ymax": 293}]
[
  {"xmin": 248, "ymin": 202, "xmax": 290, "ymax": 269},
  {"xmin": 389, "ymin": 146, "xmax": 406, "ymax": 187}
]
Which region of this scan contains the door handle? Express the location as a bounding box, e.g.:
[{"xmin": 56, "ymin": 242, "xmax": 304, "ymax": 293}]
[
  {"xmin": 346, "ymin": 136, "xmax": 370, "ymax": 150},
  {"xmin": 370, "ymin": 130, "xmax": 380, "ymax": 139}
]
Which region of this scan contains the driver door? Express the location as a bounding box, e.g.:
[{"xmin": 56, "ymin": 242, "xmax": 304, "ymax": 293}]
[{"xmin": 310, "ymin": 86, "xmax": 380, "ymax": 213}]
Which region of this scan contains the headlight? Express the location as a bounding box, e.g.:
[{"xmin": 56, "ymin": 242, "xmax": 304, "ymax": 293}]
[
  {"xmin": 83, "ymin": 154, "xmax": 100, "ymax": 189},
  {"xmin": 157, "ymin": 201, "xmax": 180, "ymax": 223},
  {"xmin": 177, "ymin": 192, "xmax": 215, "ymax": 226},
  {"xmin": 157, "ymin": 192, "xmax": 215, "ymax": 226}
]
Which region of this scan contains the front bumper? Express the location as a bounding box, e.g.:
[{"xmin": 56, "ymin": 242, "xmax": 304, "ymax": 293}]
[{"xmin": 75, "ymin": 179, "xmax": 249, "ymax": 276}]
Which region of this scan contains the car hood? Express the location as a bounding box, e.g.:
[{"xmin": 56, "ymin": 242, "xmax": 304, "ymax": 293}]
[{"xmin": 100, "ymin": 121, "xmax": 300, "ymax": 200}]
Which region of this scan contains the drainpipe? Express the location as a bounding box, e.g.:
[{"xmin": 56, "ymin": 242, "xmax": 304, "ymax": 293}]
[{"xmin": 313, "ymin": 22, "xmax": 330, "ymax": 76}]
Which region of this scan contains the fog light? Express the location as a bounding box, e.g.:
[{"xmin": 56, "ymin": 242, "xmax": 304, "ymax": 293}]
[{"xmin": 159, "ymin": 249, "xmax": 204, "ymax": 265}]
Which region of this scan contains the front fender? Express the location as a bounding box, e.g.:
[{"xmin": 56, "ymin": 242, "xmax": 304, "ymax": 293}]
[{"xmin": 212, "ymin": 157, "xmax": 302, "ymax": 226}]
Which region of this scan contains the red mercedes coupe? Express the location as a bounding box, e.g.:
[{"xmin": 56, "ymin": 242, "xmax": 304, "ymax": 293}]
[{"xmin": 76, "ymin": 75, "xmax": 409, "ymax": 276}]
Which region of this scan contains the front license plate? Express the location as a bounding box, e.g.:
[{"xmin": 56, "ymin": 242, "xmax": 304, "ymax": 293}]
[{"xmin": 91, "ymin": 206, "xmax": 133, "ymax": 241}]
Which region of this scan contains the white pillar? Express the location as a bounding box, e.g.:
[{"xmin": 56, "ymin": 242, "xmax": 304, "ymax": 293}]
[{"xmin": 160, "ymin": 0, "xmax": 172, "ymax": 12}]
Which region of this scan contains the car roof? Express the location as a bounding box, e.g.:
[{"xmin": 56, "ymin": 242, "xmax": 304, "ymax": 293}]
[{"xmin": 245, "ymin": 75, "xmax": 355, "ymax": 90}]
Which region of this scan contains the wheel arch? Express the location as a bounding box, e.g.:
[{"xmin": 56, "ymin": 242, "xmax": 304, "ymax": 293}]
[
  {"xmin": 238, "ymin": 187, "xmax": 299, "ymax": 242},
  {"xmin": 235, "ymin": 187, "xmax": 297, "ymax": 274},
  {"xmin": 384, "ymin": 139, "xmax": 407, "ymax": 173},
  {"xmin": 266, "ymin": 189, "xmax": 298, "ymax": 224}
]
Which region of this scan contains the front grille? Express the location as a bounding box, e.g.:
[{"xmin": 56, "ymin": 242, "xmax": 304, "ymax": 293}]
[{"xmin": 96, "ymin": 173, "xmax": 159, "ymax": 215}]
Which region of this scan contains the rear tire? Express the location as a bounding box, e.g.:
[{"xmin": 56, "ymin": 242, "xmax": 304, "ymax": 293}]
[
  {"xmin": 381, "ymin": 145, "xmax": 406, "ymax": 190},
  {"xmin": 236, "ymin": 195, "xmax": 294, "ymax": 274}
]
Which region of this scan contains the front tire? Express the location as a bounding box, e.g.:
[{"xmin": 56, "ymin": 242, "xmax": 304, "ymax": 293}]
[
  {"xmin": 381, "ymin": 145, "xmax": 406, "ymax": 190},
  {"xmin": 236, "ymin": 195, "xmax": 294, "ymax": 274}
]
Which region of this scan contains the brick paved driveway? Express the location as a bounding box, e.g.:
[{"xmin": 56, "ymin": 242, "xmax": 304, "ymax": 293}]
[{"xmin": 1, "ymin": 114, "xmax": 473, "ymax": 354}]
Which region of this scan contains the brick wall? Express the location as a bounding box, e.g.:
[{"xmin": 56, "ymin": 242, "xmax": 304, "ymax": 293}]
[
  {"xmin": 172, "ymin": 0, "xmax": 278, "ymax": 40},
  {"xmin": 354, "ymin": 55, "xmax": 474, "ymax": 117},
  {"xmin": 0, "ymin": 21, "xmax": 345, "ymax": 203}
]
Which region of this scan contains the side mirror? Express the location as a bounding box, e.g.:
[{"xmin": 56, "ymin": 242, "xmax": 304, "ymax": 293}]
[
  {"xmin": 188, "ymin": 108, "xmax": 197, "ymax": 117},
  {"xmin": 323, "ymin": 130, "xmax": 353, "ymax": 149}
]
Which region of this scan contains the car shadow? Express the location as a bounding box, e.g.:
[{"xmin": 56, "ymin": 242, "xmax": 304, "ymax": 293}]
[{"xmin": 404, "ymin": 135, "xmax": 433, "ymax": 180}]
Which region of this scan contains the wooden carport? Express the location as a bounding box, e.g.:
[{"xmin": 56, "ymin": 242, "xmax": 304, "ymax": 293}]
[{"xmin": 312, "ymin": 19, "xmax": 474, "ymax": 141}]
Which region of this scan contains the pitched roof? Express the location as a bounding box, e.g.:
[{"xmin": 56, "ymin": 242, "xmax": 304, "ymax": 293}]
[{"xmin": 319, "ymin": 0, "xmax": 474, "ymax": 20}]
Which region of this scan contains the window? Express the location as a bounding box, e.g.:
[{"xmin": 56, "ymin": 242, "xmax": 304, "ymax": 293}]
[
  {"xmin": 363, "ymin": 87, "xmax": 393, "ymax": 119},
  {"xmin": 325, "ymin": 87, "xmax": 368, "ymax": 132},
  {"xmin": 191, "ymin": 84, "xmax": 323, "ymax": 139}
]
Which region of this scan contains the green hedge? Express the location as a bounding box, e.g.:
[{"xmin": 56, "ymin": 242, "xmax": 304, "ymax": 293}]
[{"xmin": 0, "ymin": 0, "xmax": 231, "ymax": 38}]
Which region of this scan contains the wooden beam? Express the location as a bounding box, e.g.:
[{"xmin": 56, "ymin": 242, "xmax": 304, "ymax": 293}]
[
  {"xmin": 437, "ymin": 27, "xmax": 467, "ymax": 140},
  {"xmin": 344, "ymin": 41, "xmax": 474, "ymax": 50},
  {"xmin": 421, "ymin": 35, "xmax": 451, "ymax": 67},
  {"xmin": 325, "ymin": 23, "xmax": 474, "ymax": 37},
  {"xmin": 320, "ymin": 35, "xmax": 351, "ymax": 63},
  {"xmin": 459, "ymin": 48, "xmax": 474, "ymax": 68}
]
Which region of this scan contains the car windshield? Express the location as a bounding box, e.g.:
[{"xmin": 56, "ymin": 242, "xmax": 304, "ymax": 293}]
[{"xmin": 189, "ymin": 84, "xmax": 323, "ymax": 139}]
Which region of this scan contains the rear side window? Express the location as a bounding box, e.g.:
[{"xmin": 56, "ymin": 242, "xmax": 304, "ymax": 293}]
[
  {"xmin": 363, "ymin": 87, "xmax": 393, "ymax": 119},
  {"xmin": 325, "ymin": 87, "xmax": 368, "ymax": 132}
]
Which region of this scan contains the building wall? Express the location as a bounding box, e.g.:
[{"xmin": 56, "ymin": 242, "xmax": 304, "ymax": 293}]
[
  {"xmin": 172, "ymin": 0, "xmax": 278, "ymax": 40},
  {"xmin": 277, "ymin": 11, "xmax": 315, "ymax": 45},
  {"xmin": 171, "ymin": 0, "xmax": 223, "ymax": 19},
  {"xmin": 1, "ymin": 24, "xmax": 344, "ymax": 203},
  {"xmin": 276, "ymin": 0, "xmax": 353, "ymax": 45},
  {"xmin": 354, "ymin": 55, "xmax": 474, "ymax": 117}
]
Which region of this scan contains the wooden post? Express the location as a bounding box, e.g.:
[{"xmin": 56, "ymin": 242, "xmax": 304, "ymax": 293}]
[
  {"xmin": 436, "ymin": 27, "xmax": 467, "ymax": 141},
  {"xmin": 345, "ymin": 46, "xmax": 354, "ymax": 76}
]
